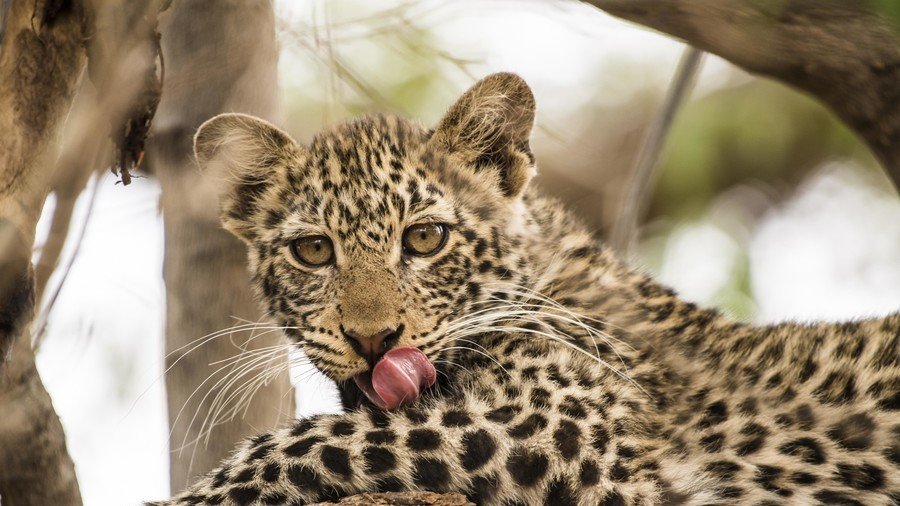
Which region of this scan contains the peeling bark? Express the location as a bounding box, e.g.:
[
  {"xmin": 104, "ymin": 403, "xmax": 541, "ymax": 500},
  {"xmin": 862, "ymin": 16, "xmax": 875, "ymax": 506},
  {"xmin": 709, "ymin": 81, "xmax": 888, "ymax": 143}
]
[
  {"xmin": 0, "ymin": 0, "xmax": 86, "ymax": 503},
  {"xmin": 581, "ymin": 0, "xmax": 900, "ymax": 189},
  {"xmin": 150, "ymin": 0, "xmax": 294, "ymax": 492},
  {"xmin": 312, "ymin": 492, "xmax": 474, "ymax": 506}
]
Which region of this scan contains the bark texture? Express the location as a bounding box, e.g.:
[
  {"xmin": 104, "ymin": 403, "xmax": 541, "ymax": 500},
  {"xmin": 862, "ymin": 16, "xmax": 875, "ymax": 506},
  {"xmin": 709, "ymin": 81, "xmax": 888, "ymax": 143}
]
[
  {"xmin": 0, "ymin": 0, "xmax": 86, "ymax": 504},
  {"xmin": 312, "ymin": 492, "xmax": 474, "ymax": 506},
  {"xmin": 582, "ymin": 0, "xmax": 900, "ymax": 189},
  {"xmin": 150, "ymin": 0, "xmax": 294, "ymax": 492}
]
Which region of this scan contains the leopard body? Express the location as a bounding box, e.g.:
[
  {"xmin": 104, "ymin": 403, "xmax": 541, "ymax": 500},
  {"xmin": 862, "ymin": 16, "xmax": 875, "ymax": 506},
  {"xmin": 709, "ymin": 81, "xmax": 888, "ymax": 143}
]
[{"xmin": 155, "ymin": 73, "xmax": 900, "ymax": 505}]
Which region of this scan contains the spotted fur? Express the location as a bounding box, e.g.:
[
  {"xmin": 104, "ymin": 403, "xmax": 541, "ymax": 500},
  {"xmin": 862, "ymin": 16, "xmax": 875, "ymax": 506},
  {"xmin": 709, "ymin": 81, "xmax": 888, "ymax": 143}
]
[{"xmin": 154, "ymin": 73, "xmax": 900, "ymax": 505}]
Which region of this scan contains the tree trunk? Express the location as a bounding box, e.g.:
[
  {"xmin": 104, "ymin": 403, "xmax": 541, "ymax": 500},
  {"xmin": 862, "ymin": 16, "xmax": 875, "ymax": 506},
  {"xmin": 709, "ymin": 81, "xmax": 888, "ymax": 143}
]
[
  {"xmin": 580, "ymin": 0, "xmax": 900, "ymax": 190},
  {"xmin": 150, "ymin": 0, "xmax": 295, "ymax": 492},
  {"xmin": 0, "ymin": 0, "xmax": 86, "ymax": 504}
]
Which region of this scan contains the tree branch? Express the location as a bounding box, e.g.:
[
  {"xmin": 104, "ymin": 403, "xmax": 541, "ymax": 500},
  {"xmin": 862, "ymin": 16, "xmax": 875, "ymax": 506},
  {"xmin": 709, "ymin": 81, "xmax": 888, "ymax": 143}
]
[
  {"xmin": 0, "ymin": 0, "xmax": 86, "ymax": 503},
  {"xmin": 34, "ymin": 79, "xmax": 106, "ymax": 304},
  {"xmin": 580, "ymin": 0, "xmax": 900, "ymax": 190},
  {"xmin": 611, "ymin": 46, "xmax": 705, "ymax": 253},
  {"xmin": 312, "ymin": 492, "xmax": 474, "ymax": 506}
]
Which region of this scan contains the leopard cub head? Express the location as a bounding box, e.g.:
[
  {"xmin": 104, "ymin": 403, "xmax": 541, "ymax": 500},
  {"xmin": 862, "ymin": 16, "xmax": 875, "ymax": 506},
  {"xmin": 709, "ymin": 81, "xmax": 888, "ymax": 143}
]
[{"xmin": 193, "ymin": 73, "xmax": 538, "ymax": 395}]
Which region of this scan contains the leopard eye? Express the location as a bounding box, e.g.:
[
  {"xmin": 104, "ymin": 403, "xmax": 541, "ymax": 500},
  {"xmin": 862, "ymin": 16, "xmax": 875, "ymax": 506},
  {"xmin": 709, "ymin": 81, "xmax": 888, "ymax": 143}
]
[
  {"xmin": 402, "ymin": 223, "xmax": 448, "ymax": 257},
  {"xmin": 289, "ymin": 235, "xmax": 334, "ymax": 267}
]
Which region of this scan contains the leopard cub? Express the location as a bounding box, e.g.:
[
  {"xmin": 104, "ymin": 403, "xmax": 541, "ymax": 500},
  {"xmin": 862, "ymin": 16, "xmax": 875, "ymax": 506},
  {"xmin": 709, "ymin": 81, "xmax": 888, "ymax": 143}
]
[{"xmin": 154, "ymin": 73, "xmax": 900, "ymax": 505}]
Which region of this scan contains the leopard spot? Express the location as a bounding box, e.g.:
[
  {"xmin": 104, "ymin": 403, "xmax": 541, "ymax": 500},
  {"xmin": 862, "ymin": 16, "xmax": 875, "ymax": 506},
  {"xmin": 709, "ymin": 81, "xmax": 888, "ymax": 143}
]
[
  {"xmin": 248, "ymin": 442, "xmax": 274, "ymax": 462},
  {"xmin": 813, "ymin": 490, "xmax": 864, "ymax": 505},
  {"xmin": 442, "ymin": 409, "xmax": 473, "ymax": 427},
  {"xmin": 508, "ymin": 413, "xmax": 548, "ymax": 439},
  {"xmin": 211, "ymin": 465, "xmax": 230, "ymax": 488},
  {"xmin": 827, "ymin": 413, "xmax": 876, "ymax": 451},
  {"xmin": 813, "ymin": 371, "xmax": 857, "ymax": 405},
  {"xmin": 468, "ymin": 473, "xmax": 500, "ymax": 504},
  {"xmin": 794, "ymin": 404, "xmax": 816, "ymax": 430},
  {"xmin": 261, "ymin": 462, "xmax": 280, "ymax": 483},
  {"xmin": 544, "ymin": 477, "xmax": 578, "ymax": 506},
  {"xmin": 363, "ymin": 445, "xmax": 397, "ymax": 474},
  {"xmin": 227, "ymin": 485, "xmax": 260, "ymax": 505},
  {"xmin": 290, "ymin": 417, "xmax": 318, "ymax": 437},
  {"xmin": 260, "ymin": 492, "xmax": 288, "ymax": 505},
  {"xmin": 609, "ymin": 462, "xmax": 630, "ymax": 482},
  {"xmin": 205, "ymin": 494, "xmax": 224, "ymax": 505},
  {"xmin": 579, "ymin": 460, "xmax": 600, "ymax": 487},
  {"xmin": 375, "ymin": 475, "xmax": 405, "ymax": 492},
  {"xmin": 789, "ymin": 471, "xmax": 818, "ymax": 485},
  {"xmin": 402, "ymin": 406, "xmax": 429, "ymax": 424},
  {"xmin": 486, "ymin": 405, "xmax": 520, "ymax": 424},
  {"xmin": 590, "ymin": 424, "xmax": 610, "ymax": 454},
  {"xmin": 696, "ymin": 400, "xmax": 728, "ymax": 429},
  {"xmin": 412, "ymin": 457, "xmax": 451, "ymax": 491},
  {"xmin": 778, "ymin": 437, "xmax": 826, "ymax": 465},
  {"xmin": 836, "ymin": 462, "xmax": 885, "ymax": 490},
  {"xmin": 232, "ymin": 467, "xmax": 254, "ymax": 483},
  {"xmin": 699, "ymin": 432, "xmax": 725, "ymax": 453},
  {"xmin": 320, "ymin": 445, "xmax": 352, "ymax": 479},
  {"xmin": 407, "ymin": 428, "xmax": 442, "ymax": 451},
  {"xmin": 365, "ymin": 429, "xmax": 397, "ymax": 445},
  {"xmin": 530, "ymin": 387, "xmax": 551, "ymax": 408},
  {"xmin": 737, "ymin": 398, "xmax": 757, "ymax": 415},
  {"xmin": 331, "ymin": 420, "xmax": 355, "ymax": 436},
  {"xmin": 554, "ymin": 420, "xmax": 582, "ymax": 460},
  {"xmin": 718, "ymin": 486, "xmax": 744, "ymax": 499},
  {"xmin": 600, "ymin": 490, "xmax": 626, "ymax": 506},
  {"xmin": 369, "ymin": 409, "xmax": 391, "ymax": 428},
  {"xmin": 704, "ymin": 460, "xmax": 742, "ymax": 480},
  {"xmin": 735, "ymin": 435, "xmax": 766, "ymax": 456},
  {"xmin": 506, "ymin": 447, "xmax": 549, "ymax": 487},
  {"xmin": 558, "ymin": 396, "xmax": 588, "ymax": 419},
  {"xmin": 286, "ymin": 465, "xmax": 320, "ymax": 490},
  {"xmin": 546, "ymin": 365, "xmax": 572, "ymax": 388},
  {"xmin": 283, "ymin": 436, "xmax": 323, "ymax": 458},
  {"xmin": 460, "ymin": 429, "xmax": 497, "ymax": 471}
]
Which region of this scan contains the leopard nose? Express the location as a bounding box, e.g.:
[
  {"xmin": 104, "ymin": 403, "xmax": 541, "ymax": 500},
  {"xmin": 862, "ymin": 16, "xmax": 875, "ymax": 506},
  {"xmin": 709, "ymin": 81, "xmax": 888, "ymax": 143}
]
[{"xmin": 342, "ymin": 325, "xmax": 403, "ymax": 365}]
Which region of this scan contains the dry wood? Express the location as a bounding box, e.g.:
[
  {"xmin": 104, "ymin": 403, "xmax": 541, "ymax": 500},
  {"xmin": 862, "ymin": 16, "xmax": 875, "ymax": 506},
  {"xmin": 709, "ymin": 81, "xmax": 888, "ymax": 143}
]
[
  {"xmin": 581, "ymin": 0, "xmax": 900, "ymax": 190},
  {"xmin": 312, "ymin": 492, "xmax": 475, "ymax": 506}
]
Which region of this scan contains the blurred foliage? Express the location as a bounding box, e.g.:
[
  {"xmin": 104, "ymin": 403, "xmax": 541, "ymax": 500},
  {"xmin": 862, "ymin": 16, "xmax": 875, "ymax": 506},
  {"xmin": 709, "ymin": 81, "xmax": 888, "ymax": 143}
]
[
  {"xmin": 277, "ymin": 1, "xmax": 473, "ymax": 140},
  {"xmin": 653, "ymin": 79, "xmax": 878, "ymax": 221},
  {"xmin": 643, "ymin": 77, "xmax": 884, "ymax": 321},
  {"xmin": 870, "ymin": 0, "xmax": 900, "ymax": 32},
  {"xmin": 276, "ymin": 0, "xmax": 895, "ymax": 323}
]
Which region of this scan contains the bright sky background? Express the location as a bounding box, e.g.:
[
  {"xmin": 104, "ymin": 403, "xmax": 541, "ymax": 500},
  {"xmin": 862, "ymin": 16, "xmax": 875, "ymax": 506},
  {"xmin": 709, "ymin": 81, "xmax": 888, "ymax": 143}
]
[{"xmin": 30, "ymin": 1, "xmax": 900, "ymax": 504}]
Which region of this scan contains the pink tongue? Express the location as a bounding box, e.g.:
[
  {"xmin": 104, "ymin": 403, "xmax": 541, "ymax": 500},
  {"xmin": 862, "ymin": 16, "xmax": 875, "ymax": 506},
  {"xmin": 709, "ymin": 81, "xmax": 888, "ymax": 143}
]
[{"xmin": 353, "ymin": 347, "xmax": 436, "ymax": 410}]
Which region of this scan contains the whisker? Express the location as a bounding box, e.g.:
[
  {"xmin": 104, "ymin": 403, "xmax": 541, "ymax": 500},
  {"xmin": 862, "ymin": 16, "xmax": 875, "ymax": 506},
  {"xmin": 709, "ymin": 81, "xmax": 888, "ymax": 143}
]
[
  {"xmin": 433, "ymin": 345, "xmax": 512, "ymax": 380},
  {"xmin": 171, "ymin": 341, "xmax": 292, "ymax": 455},
  {"xmin": 197, "ymin": 346, "xmax": 295, "ymax": 441},
  {"xmin": 442, "ymin": 322, "xmax": 648, "ymax": 397}
]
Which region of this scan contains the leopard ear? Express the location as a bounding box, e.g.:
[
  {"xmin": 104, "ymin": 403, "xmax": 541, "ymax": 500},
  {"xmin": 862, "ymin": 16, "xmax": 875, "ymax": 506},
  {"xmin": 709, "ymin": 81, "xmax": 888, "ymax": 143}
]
[
  {"xmin": 430, "ymin": 72, "xmax": 536, "ymax": 198},
  {"xmin": 194, "ymin": 113, "xmax": 300, "ymax": 241}
]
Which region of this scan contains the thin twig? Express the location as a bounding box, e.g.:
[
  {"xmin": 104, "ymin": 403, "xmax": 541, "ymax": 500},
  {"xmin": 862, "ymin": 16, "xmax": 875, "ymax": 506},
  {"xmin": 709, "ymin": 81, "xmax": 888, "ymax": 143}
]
[
  {"xmin": 611, "ymin": 46, "xmax": 705, "ymax": 254},
  {"xmin": 34, "ymin": 161, "xmax": 98, "ymax": 303},
  {"xmin": 32, "ymin": 171, "xmax": 103, "ymax": 350}
]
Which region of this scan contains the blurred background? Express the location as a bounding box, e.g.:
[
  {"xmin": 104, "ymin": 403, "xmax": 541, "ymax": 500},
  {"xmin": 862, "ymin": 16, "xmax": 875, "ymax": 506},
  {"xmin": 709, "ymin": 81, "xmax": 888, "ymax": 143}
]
[{"xmin": 30, "ymin": 0, "xmax": 900, "ymax": 504}]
